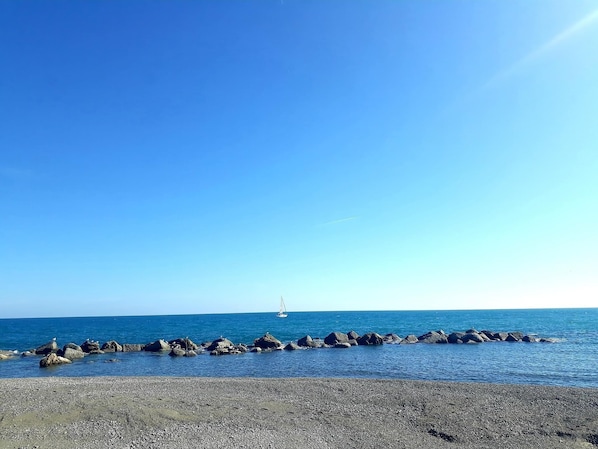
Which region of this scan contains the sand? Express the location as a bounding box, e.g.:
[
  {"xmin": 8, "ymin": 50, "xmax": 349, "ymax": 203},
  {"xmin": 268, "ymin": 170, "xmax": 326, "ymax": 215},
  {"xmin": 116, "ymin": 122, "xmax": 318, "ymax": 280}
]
[{"xmin": 1, "ymin": 377, "xmax": 597, "ymax": 449}]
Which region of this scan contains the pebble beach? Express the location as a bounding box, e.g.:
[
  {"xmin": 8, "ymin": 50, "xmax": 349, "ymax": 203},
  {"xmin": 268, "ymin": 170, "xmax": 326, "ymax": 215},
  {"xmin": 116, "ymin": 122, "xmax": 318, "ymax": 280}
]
[{"xmin": 1, "ymin": 377, "xmax": 597, "ymax": 449}]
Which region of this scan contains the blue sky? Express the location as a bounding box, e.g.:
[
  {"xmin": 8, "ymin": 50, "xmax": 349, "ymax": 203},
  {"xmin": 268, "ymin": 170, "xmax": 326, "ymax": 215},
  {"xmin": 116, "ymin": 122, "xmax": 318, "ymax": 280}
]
[{"xmin": 1, "ymin": 1, "xmax": 597, "ymax": 318}]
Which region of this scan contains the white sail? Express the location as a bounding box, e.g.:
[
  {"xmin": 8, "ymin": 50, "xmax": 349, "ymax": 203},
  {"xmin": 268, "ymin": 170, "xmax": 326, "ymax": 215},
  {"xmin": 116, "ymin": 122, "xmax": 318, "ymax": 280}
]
[{"xmin": 277, "ymin": 296, "xmax": 288, "ymax": 318}]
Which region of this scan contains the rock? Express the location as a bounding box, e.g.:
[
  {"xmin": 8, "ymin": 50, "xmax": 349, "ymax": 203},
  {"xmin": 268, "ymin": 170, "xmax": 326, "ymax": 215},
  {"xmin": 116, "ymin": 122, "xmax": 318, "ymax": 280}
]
[
  {"xmin": 169, "ymin": 338, "xmax": 198, "ymax": 351},
  {"xmin": 297, "ymin": 335, "xmax": 319, "ymax": 348},
  {"xmin": 448, "ymin": 332, "xmax": 465, "ymax": 344},
  {"xmin": 506, "ymin": 333, "xmax": 523, "ymax": 342},
  {"xmin": 254, "ymin": 333, "xmax": 283, "ymax": 350},
  {"xmin": 206, "ymin": 337, "xmax": 234, "ymax": 352},
  {"xmin": 347, "ymin": 330, "xmax": 360, "ymax": 340},
  {"xmin": 0, "ymin": 354, "xmax": 9, "ymax": 360},
  {"xmin": 250, "ymin": 347, "xmax": 262, "ymax": 353},
  {"xmin": 418, "ymin": 331, "xmax": 448, "ymax": 344},
  {"xmin": 480, "ymin": 330, "xmax": 496, "ymax": 340},
  {"xmin": 63, "ymin": 343, "xmax": 83, "ymax": 351},
  {"xmin": 334, "ymin": 342, "xmax": 351, "ymax": 349},
  {"xmin": 461, "ymin": 332, "xmax": 485, "ymax": 344},
  {"xmin": 40, "ymin": 353, "xmax": 72, "ymax": 367},
  {"xmin": 169, "ymin": 346, "xmax": 186, "ymax": 357},
  {"xmin": 144, "ymin": 339, "xmax": 171, "ymax": 352},
  {"xmin": 81, "ymin": 340, "xmax": 101, "ymax": 353},
  {"xmin": 384, "ymin": 334, "xmax": 402, "ymax": 344},
  {"xmin": 356, "ymin": 332, "xmax": 384, "ymax": 345},
  {"xmin": 61, "ymin": 347, "xmax": 85, "ymax": 360},
  {"xmin": 35, "ymin": 339, "xmax": 59, "ymax": 355},
  {"xmin": 324, "ymin": 332, "xmax": 349, "ymax": 346},
  {"xmin": 122, "ymin": 344, "xmax": 144, "ymax": 352},
  {"xmin": 184, "ymin": 350, "xmax": 197, "ymax": 357},
  {"xmin": 522, "ymin": 335, "xmax": 538, "ymax": 343},
  {"xmin": 492, "ymin": 332, "xmax": 509, "ymax": 341},
  {"xmin": 401, "ymin": 335, "xmax": 419, "ymax": 344},
  {"xmin": 101, "ymin": 340, "xmax": 123, "ymax": 352},
  {"xmin": 284, "ymin": 342, "xmax": 301, "ymax": 351}
]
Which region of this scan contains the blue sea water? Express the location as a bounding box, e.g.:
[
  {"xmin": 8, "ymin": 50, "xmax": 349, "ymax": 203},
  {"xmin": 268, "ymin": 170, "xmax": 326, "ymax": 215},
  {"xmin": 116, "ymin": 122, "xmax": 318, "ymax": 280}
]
[{"xmin": 0, "ymin": 309, "xmax": 596, "ymax": 388}]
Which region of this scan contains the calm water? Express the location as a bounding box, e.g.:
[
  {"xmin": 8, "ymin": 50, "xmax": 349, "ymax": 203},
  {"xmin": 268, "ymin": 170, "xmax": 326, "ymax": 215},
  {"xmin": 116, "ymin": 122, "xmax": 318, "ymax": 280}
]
[{"xmin": 0, "ymin": 309, "xmax": 597, "ymax": 388}]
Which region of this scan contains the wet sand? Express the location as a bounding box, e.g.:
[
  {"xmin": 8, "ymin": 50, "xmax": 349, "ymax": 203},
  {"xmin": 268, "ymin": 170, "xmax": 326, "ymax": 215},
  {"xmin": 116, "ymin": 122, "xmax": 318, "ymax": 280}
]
[{"xmin": 1, "ymin": 377, "xmax": 597, "ymax": 448}]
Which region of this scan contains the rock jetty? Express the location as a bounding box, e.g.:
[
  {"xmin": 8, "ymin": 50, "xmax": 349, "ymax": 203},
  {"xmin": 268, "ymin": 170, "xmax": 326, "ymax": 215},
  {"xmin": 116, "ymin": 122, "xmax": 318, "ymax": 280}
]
[{"xmin": 0, "ymin": 328, "xmax": 556, "ymax": 369}]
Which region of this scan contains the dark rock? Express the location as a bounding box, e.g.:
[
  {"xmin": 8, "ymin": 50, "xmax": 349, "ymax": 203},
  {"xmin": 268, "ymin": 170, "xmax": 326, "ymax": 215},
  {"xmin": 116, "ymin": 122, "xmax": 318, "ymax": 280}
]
[
  {"xmin": 35, "ymin": 339, "xmax": 59, "ymax": 355},
  {"xmin": 324, "ymin": 332, "xmax": 349, "ymax": 346},
  {"xmin": 144, "ymin": 339, "xmax": 170, "ymax": 352},
  {"xmin": 401, "ymin": 335, "xmax": 419, "ymax": 344},
  {"xmin": 480, "ymin": 330, "xmax": 496, "ymax": 340},
  {"xmin": 101, "ymin": 340, "xmax": 123, "ymax": 353},
  {"xmin": 448, "ymin": 332, "xmax": 465, "ymax": 344},
  {"xmin": 509, "ymin": 332, "xmax": 524, "ymax": 340},
  {"xmin": 506, "ymin": 333, "xmax": 523, "ymax": 342},
  {"xmin": 254, "ymin": 333, "xmax": 282, "ymax": 350},
  {"xmin": 418, "ymin": 331, "xmax": 448, "ymax": 344},
  {"xmin": 169, "ymin": 338, "xmax": 198, "ymax": 351},
  {"xmin": 284, "ymin": 342, "xmax": 301, "ymax": 351},
  {"xmin": 63, "ymin": 343, "xmax": 83, "ymax": 352},
  {"xmin": 81, "ymin": 340, "xmax": 101, "ymax": 353},
  {"xmin": 297, "ymin": 335, "xmax": 319, "ymax": 348},
  {"xmin": 384, "ymin": 333, "xmax": 402, "ymax": 344},
  {"xmin": 40, "ymin": 353, "xmax": 72, "ymax": 367},
  {"xmin": 493, "ymin": 332, "xmax": 509, "ymax": 341},
  {"xmin": 122, "ymin": 344, "xmax": 143, "ymax": 352},
  {"xmin": 461, "ymin": 332, "xmax": 485, "ymax": 343},
  {"xmin": 206, "ymin": 337, "xmax": 234, "ymax": 352},
  {"xmin": 356, "ymin": 332, "xmax": 384, "ymax": 345},
  {"xmin": 522, "ymin": 335, "xmax": 538, "ymax": 343},
  {"xmin": 347, "ymin": 330, "xmax": 360, "ymax": 340}
]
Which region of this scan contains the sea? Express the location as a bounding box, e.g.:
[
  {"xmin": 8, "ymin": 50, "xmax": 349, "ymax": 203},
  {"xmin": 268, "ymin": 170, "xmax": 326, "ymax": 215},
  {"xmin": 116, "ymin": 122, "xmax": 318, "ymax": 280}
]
[{"xmin": 0, "ymin": 308, "xmax": 596, "ymax": 388}]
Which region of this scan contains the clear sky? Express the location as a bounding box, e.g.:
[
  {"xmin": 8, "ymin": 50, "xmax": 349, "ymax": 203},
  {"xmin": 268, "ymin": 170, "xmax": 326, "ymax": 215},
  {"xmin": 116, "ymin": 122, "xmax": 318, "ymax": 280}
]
[{"xmin": 1, "ymin": 1, "xmax": 597, "ymax": 318}]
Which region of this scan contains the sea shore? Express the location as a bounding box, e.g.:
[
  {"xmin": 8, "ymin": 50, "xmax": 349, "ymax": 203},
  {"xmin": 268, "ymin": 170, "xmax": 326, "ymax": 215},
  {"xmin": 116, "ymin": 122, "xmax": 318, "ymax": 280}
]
[{"xmin": 1, "ymin": 377, "xmax": 597, "ymax": 449}]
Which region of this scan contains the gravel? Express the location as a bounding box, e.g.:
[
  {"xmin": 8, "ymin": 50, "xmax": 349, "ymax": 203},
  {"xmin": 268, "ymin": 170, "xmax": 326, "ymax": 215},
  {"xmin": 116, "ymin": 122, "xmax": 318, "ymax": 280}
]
[{"xmin": 1, "ymin": 377, "xmax": 597, "ymax": 448}]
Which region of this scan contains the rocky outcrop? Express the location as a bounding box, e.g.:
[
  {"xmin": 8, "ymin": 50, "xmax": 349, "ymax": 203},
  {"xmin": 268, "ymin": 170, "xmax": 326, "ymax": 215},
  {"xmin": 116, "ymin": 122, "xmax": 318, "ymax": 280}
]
[
  {"xmin": 254, "ymin": 333, "xmax": 283, "ymax": 350},
  {"xmin": 357, "ymin": 332, "xmax": 384, "ymax": 346},
  {"xmin": 35, "ymin": 339, "xmax": 58, "ymax": 355},
  {"xmin": 347, "ymin": 331, "xmax": 360, "ymax": 340},
  {"xmin": 402, "ymin": 335, "xmax": 419, "ymax": 344},
  {"xmin": 284, "ymin": 342, "xmax": 300, "ymax": 351},
  {"xmin": 40, "ymin": 353, "xmax": 72, "ymax": 367},
  {"xmin": 207, "ymin": 337, "xmax": 237, "ymax": 355},
  {"xmin": 297, "ymin": 335, "xmax": 319, "ymax": 348},
  {"xmin": 59, "ymin": 345, "xmax": 85, "ymax": 360},
  {"xmin": 81, "ymin": 340, "xmax": 101, "ymax": 353},
  {"xmin": 144, "ymin": 339, "xmax": 170, "ymax": 352},
  {"xmin": 384, "ymin": 334, "xmax": 402, "ymax": 344},
  {"xmin": 101, "ymin": 340, "xmax": 123, "ymax": 352},
  {"xmin": 324, "ymin": 332, "xmax": 349, "ymax": 346},
  {"xmin": 418, "ymin": 331, "xmax": 448, "ymax": 344},
  {"xmin": 169, "ymin": 338, "xmax": 198, "ymax": 351},
  {"xmin": 122, "ymin": 344, "xmax": 144, "ymax": 352}
]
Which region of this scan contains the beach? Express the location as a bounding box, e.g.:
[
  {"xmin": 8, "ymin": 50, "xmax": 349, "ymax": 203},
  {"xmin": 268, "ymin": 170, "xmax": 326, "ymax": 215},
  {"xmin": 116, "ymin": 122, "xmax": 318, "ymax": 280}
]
[{"xmin": 1, "ymin": 377, "xmax": 597, "ymax": 448}]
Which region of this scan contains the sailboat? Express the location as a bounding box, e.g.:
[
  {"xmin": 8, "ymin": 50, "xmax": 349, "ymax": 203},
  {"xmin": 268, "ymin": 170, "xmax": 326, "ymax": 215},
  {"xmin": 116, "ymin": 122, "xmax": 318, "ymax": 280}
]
[{"xmin": 277, "ymin": 296, "xmax": 288, "ymax": 318}]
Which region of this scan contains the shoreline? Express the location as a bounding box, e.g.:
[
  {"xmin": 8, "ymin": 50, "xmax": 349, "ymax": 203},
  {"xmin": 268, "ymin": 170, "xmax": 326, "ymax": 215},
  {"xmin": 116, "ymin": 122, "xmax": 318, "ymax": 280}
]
[{"xmin": 1, "ymin": 377, "xmax": 597, "ymax": 448}]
